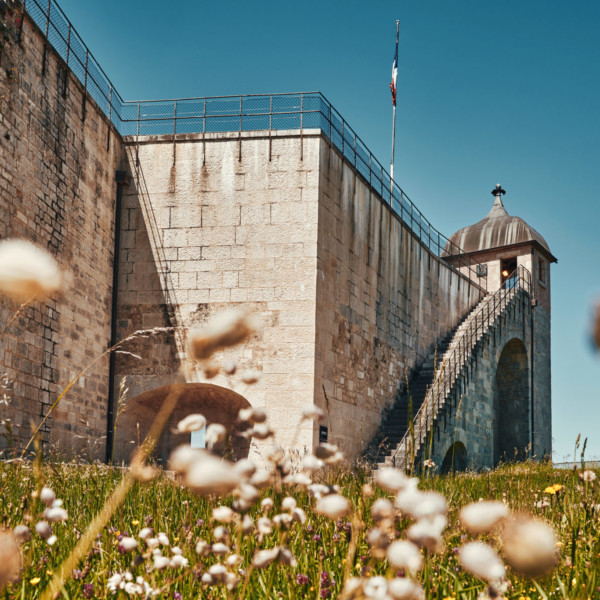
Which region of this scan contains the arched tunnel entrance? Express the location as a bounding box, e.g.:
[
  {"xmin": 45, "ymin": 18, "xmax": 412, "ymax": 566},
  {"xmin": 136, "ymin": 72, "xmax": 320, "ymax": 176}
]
[
  {"xmin": 113, "ymin": 383, "xmax": 253, "ymax": 464},
  {"xmin": 495, "ymin": 338, "xmax": 530, "ymax": 464},
  {"xmin": 440, "ymin": 441, "xmax": 468, "ymax": 474}
]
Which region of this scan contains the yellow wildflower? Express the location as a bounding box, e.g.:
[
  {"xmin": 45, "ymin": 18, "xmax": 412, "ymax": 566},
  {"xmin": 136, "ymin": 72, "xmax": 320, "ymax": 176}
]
[
  {"xmin": 131, "ymin": 520, "xmax": 139, "ymax": 526},
  {"xmin": 543, "ymin": 486, "xmax": 556, "ymax": 495},
  {"xmin": 552, "ymin": 484, "xmax": 563, "ymax": 492},
  {"xmin": 30, "ymin": 577, "xmax": 41, "ymax": 585}
]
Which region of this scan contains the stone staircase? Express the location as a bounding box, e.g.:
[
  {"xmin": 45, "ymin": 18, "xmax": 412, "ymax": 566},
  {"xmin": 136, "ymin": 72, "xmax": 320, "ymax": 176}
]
[{"xmin": 368, "ymin": 266, "xmax": 532, "ymax": 471}]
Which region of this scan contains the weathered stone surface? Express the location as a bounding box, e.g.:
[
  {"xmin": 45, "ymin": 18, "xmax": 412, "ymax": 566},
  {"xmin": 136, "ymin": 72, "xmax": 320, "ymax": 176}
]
[{"xmin": 0, "ymin": 11, "xmax": 122, "ymax": 458}]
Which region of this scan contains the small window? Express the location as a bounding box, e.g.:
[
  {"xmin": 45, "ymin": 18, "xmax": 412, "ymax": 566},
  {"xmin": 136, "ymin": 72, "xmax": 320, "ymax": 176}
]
[
  {"xmin": 500, "ymin": 257, "xmax": 517, "ymax": 288},
  {"xmin": 538, "ymin": 257, "xmax": 546, "ymax": 285}
]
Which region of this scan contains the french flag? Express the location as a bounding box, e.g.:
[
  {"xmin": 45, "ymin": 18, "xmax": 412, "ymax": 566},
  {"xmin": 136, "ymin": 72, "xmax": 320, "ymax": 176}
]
[{"xmin": 390, "ymin": 35, "xmax": 398, "ymax": 106}]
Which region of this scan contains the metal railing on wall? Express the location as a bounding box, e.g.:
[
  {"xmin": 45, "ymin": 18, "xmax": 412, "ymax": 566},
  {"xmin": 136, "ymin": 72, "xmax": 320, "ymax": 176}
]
[{"xmin": 22, "ymin": 0, "xmax": 487, "ymax": 290}]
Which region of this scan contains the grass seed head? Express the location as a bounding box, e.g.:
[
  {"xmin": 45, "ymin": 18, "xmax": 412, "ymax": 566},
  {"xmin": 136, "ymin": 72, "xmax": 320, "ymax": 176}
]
[
  {"xmin": 459, "ymin": 541, "xmax": 506, "ymax": 582},
  {"xmin": 179, "ymin": 451, "xmax": 239, "ymax": 496},
  {"xmin": 187, "ymin": 308, "xmax": 258, "ymax": 360},
  {"xmin": 459, "ymin": 500, "xmax": 510, "ymax": 535},
  {"xmin": 0, "ymin": 239, "xmax": 62, "ymax": 302},
  {"xmin": 375, "ymin": 467, "xmax": 410, "ymax": 494},
  {"xmin": 315, "ymin": 494, "xmax": 351, "ymax": 520},
  {"xmin": 11, "ymin": 525, "xmax": 30, "ymax": 545},
  {"xmin": 500, "ymin": 515, "xmax": 558, "ymax": 577},
  {"xmin": 0, "ymin": 531, "xmax": 21, "ymax": 590},
  {"xmin": 176, "ymin": 414, "xmax": 206, "ymax": 433},
  {"xmin": 407, "ymin": 514, "xmax": 447, "ymax": 554},
  {"xmin": 387, "ymin": 540, "xmax": 423, "ymax": 574},
  {"xmin": 387, "ymin": 577, "xmax": 425, "ymax": 600},
  {"xmin": 371, "ymin": 497, "xmax": 394, "ymax": 521},
  {"xmin": 213, "ymin": 506, "xmax": 235, "ymax": 523}
]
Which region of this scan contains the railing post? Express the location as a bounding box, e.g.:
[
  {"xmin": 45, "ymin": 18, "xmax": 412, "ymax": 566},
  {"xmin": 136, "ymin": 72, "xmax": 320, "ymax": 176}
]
[
  {"xmin": 173, "ymin": 100, "xmax": 177, "ymax": 137},
  {"xmin": 269, "ymin": 95, "xmax": 272, "ymax": 161},
  {"xmin": 44, "ymin": 0, "xmax": 51, "ymax": 37},
  {"xmin": 81, "ymin": 50, "xmax": 88, "ymax": 121},
  {"xmin": 18, "ymin": 0, "xmax": 26, "ymax": 43},
  {"xmin": 65, "ymin": 23, "xmax": 71, "ymax": 65},
  {"xmin": 300, "ymin": 93, "xmax": 304, "ymax": 161},
  {"xmin": 41, "ymin": 0, "xmax": 51, "ymax": 75},
  {"xmin": 106, "ymin": 85, "xmax": 112, "ymax": 151},
  {"xmin": 238, "ymin": 96, "xmax": 242, "ymax": 162}
]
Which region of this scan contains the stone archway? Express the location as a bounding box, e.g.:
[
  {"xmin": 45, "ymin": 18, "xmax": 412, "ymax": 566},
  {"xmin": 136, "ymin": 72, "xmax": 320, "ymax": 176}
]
[
  {"xmin": 440, "ymin": 441, "xmax": 468, "ymax": 474},
  {"xmin": 113, "ymin": 383, "xmax": 252, "ymax": 464},
  {"xmin": 495, "ymin": 338, "xmax": 529, "ymax": 463}
]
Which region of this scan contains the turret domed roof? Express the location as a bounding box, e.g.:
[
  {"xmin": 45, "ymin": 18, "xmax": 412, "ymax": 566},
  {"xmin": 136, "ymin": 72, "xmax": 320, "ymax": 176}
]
[{"xmin": 442, "ymin": 186, "xmax": 556, "ymax": 261}]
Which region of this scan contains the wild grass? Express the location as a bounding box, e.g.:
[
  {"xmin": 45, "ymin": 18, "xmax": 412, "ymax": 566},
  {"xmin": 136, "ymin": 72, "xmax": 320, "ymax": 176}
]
[{"xmin": 0, "ymin": 459, "xmax": 597, "ymax": 599}]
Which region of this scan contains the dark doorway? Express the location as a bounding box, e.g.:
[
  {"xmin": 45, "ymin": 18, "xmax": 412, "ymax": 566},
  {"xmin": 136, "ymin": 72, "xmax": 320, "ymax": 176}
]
[
  {"xmin": 114, "ymin": 383, "xmax": 253, "ymax": 464},
  {"xmin": 495, "ymin": 338, "xmax": 529, "ymax": 463},
  {"xmin": 500, "ymin": 257, "xmax": 518, "ymax": 288},
  {"xmin": 440, "ymin": 442, "xmax": 468, "ymax": 474}
]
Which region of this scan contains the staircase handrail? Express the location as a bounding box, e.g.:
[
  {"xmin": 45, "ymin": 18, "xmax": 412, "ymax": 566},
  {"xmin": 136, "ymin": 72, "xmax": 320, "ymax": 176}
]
[{"xmin": 393, "ymin": 266, "xmax": 532, "ymax": 468}]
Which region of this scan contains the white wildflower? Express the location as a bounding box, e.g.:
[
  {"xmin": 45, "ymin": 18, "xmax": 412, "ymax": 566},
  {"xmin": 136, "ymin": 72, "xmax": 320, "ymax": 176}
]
[
  {"xmin": 388, "ymin": 577, "xmax": 425, "ymax": 600},
  {"xmin": 396, "ymin": 489, "xmax": 447, "ymax": 520},
  {"xmin": 500, "ymin": 515, "xmax": 558, "ymax": 577},
  {"xmin": 387, "ymin": 540, "xmax": 423, "ymax": 574},
  {"xmin": 233, "ymin": 458, "xmax": 257, "ymax": 479},
  {"xmin": 152, "ymin": 555, "xmax": 170, "ymax": 570},
  {"xmin": 252, "ymin": 547, "xmax": 280, "ymax": 569},
  {"xmin": 375, "ymin": 468, "xmax": 410, "ymax": 493},
  {"xmin": 176, "ymin": 413, "xmax": 206, "ymax": 433},
  {"xmin": 211, "ymin": 542, "xmax": 229, "ymax": 555},
  {"xmin": 0, "ymin": 239, "xmax": 62, "ymax": 301},
  {"xmin": 315, "ymin": 494, "xmax": 351, "ymax": 520},
  {"xmin": 12, "ymin": 525, "xmax": 30, "ymax": 544},
  {"xmin": 281, "ymin": 497, "xmax": 297, "ymax": 511},
  {"xmin": 302, "ymin": 455, "xmax": 324, "ymax": 474},
  {"xmin": 407, "ymin": 514, "xmax": 447, "ymax": 553},
  {"xmin": 39, "ymin": 487, "xmax": 56, "ymax": 507},
  {"xmin": 43, "ymin": 506, "xmax": 68, "ymax": 522},
  {"xmin": 301, "ymin": 405, "xmax": 325, "ymax": 421},
  {"xmin": 459, "ymin": 500, "xmax": 509, "ymax": 535},
  {"xmin": 187, "ymin": 308, "xmax": 258, "ymax": 360},
  {"xmin": 206, "ymin": 423, "xmax": 227, "ymax": 449},
  {"xmin": 459, "ymin": 541, "xmax": 506, "ymax": 582},
  {"xmin": 119, "ymin": 537, "xmax": 138, "ymax": 552},
  {"xmin": 35, "ymin": 521, "xmax": 52, "ymax": 540},
  {"xmin": 213, "ymin": 506, "xmax": 235, "ymax": 523},
  {"xmin": 241, "ymin": 368, "xmax": 262, "ymax": 384},
  {"xmin": 371, "ymin": 498, "xmax": 394, "ymax": 521},
  {"xmin": 170, "ymin": 554, "xmax": 188, "ymax": 568}
]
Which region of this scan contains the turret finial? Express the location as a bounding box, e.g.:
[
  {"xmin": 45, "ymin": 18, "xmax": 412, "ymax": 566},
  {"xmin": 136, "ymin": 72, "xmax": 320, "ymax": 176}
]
[{"xmin": 491, "ymin": 183, "xmax": 506, "ymax": 197}]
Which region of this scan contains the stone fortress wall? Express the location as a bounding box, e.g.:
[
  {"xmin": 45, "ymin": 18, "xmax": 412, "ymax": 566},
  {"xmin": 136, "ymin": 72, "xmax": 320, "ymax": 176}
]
[
  {"xmin": 0, "ymin": 4, "xmax": 122, "ymax": 456},
  {"xmin": 114, "ymin": 131, "xmax": 482, "ymax": 462},
  {"xmin": 0, "ymin": 2, "xmax": 551, "ymax": 466}
]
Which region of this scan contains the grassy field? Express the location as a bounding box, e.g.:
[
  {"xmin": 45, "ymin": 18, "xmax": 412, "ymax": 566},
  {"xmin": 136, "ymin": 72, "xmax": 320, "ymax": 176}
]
[{"xmin": 0, "ymin": 458, "xmax": 598, "ymax": 599}]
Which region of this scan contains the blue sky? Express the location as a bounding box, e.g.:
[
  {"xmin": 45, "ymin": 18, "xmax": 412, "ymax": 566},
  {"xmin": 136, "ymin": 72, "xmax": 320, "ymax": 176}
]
[{"xmin": 54, "ymin": 0, "xmax": 600, "ymax": 462}]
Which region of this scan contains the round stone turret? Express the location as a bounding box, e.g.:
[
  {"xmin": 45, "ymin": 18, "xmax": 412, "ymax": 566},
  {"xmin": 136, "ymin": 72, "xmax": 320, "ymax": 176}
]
[
  {"xmin": 442, "ymin": 184, "xmax": 554, "ymax": 259},
  {"xmin": 441, "ymin": 185, "xmax": 556, "ymax": 303}
]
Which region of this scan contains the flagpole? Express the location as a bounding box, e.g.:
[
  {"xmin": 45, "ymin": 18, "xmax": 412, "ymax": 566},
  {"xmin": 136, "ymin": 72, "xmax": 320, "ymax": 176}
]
[{"xmin": 390, "ymin": 20, "xmax": 399, "ymax": 197}]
